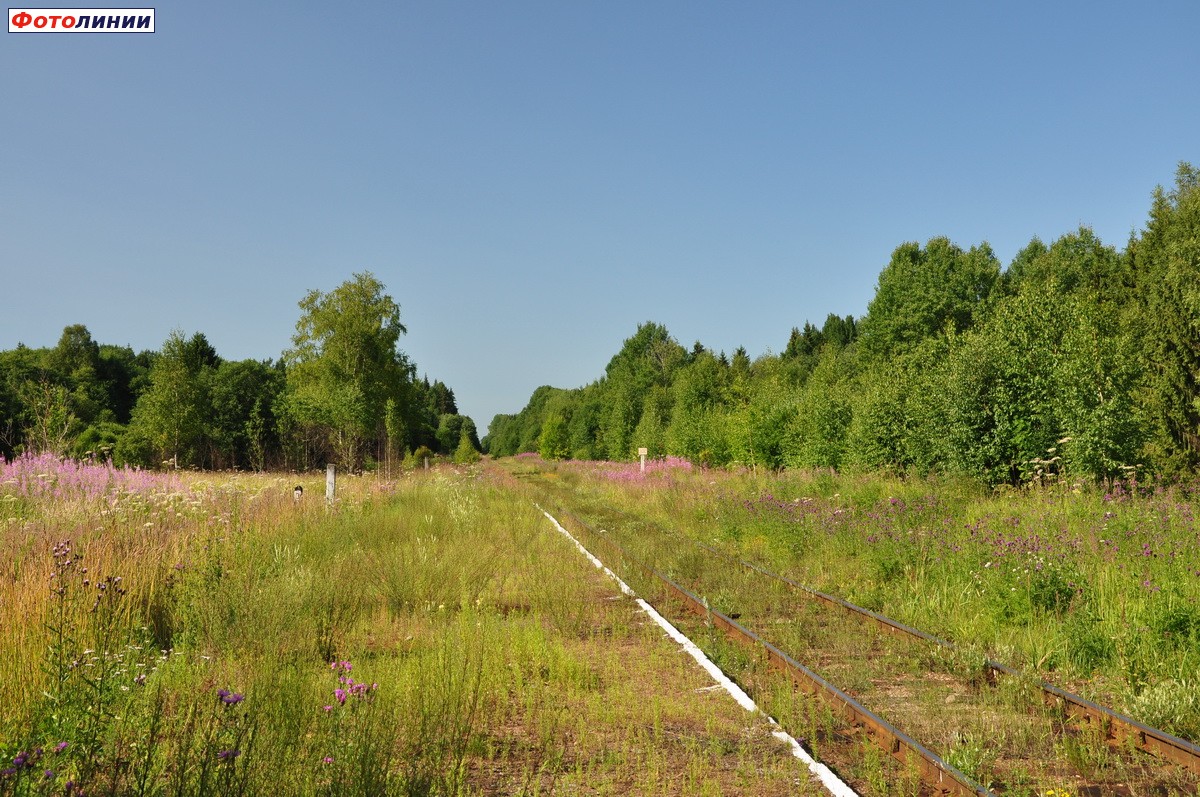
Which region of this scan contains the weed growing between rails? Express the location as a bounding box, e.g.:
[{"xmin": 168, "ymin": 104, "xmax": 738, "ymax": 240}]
[{"xmin": 508, "ymin": 458, "xmax": 1200, "ymax": 746}]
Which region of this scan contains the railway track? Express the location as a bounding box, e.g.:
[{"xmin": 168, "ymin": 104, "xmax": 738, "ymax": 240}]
[
  {"xmin": 701, "ymin": 538, "xmax": 1200, "ymax": 779},
  {"xmin": 508, "ymin": 470, "xmax": 1200, "ymax": 795},
  {"xmin": 541, "ymin": 501, "xmax": 990, "ymax": 797}
]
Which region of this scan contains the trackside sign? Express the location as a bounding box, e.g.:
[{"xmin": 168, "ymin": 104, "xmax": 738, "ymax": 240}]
[{"xmin": 9, "ymin": 8, "xmax": 154, "ymax": 32}]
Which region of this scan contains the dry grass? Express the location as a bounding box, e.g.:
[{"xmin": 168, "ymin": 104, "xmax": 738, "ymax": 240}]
[{"xmin": 2, "ymin": 462, "xmax": 825, "ymax": 795}]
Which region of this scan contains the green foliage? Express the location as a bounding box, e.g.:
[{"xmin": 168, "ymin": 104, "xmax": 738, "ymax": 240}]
[
  {"xmin": 17, "ymin": 378, "xmax": 78, "ymax": 456},
  {"xmin": 785, "ymin": 346, "xmax": 854, "ymax": 470},
  {"xmin": 599, "ymin": 323, "xmax": 686, "ymax": 460},
  {"xmin": 405, "ymin": 444, "xmax": 435, "ymax": 469},
  {"xmin": 1127, "ymin": 163, "xmax": 1200, "ymax": 474},
  {"xmin": 858, "ymin": 237, "xmax": 1000, "ymax": 363},
  {"xmin": 493, "ymin": 178, "xmax": 1193, "ymax": 487},
  {"xmin": 631, "ymin": 386, "xmax": 671, "ymax": 459},
  {"xmin": 115, "ymin": 332, "xmax": 284, "ymax": 470},
  {"xmin": 666, "ymin": 350, "xmax": 731, "ymax": 465},
  {"xmin": 845, "ymin": 365, "xmax": 910, "ymax": 473},
  {"xmin": 567, "ymin": 385, "xmax": 604, "ymax": 460},
  {"xmin": 126, "ymin": 330, "xmax": 216, "ymax": 468},
  {"xmin": 426, "ymin": 379, "xmax": 457, "ymax": 416},
  {"xmin": 821, "ymin": 313, "xmax": 857, "ymax": 348},
  {"xmin": 6, "ymin": 166, "xmax": 1198, "ymax": 487},
  {"xmin": 0, "ymin": 302, "xmax": 465, "ymax": 471},
  {"xmin": 282, "ymin": 272, "xmax": 414, "ymax": 469},
  {"xmin": 538, "ymin": 414, "xmax": 570, "ymax": 460},
  {"xmin": 70, "ymin": 421, "xmax": 127, "ymax": 463},
  {"xmin": 1126, "ymin": 679, "xmax": 1200, "ymax": 742},
  {"xmin": 1065, "ymin": 618, "xmax": 1117, "ymax": 674},
  {"xmin": 208, "ymin": 359, "xmax": 283, "ymax": 470},
  {"xmin": 453, "ymin": 431, "xmax": 481, "ymax": 464},
  {"xmin": 435, "ymin": 413, "xmax": 465, "ymax": 455}
]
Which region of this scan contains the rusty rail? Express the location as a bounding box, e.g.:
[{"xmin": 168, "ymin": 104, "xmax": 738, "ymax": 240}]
[
  {"xmin": 516, "ymin": 467, "xmax": 1200, "ymax": 778},
  {"xmin": 544, "ymin": 502, "xmax": 992, "ymax": 797},
  {"xmin": 690, "ymin": 540, "xmax": 1200, "ymax": 777}
]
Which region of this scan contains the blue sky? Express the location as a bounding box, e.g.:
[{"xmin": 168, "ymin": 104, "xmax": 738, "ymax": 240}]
[{"xmin": 3, "ymin": 1, "xmax": 1198, "ymax": 432}]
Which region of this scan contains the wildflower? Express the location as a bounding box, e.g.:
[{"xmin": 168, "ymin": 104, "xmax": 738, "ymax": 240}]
[
  {"xmin": 54, "ymin": 742, "xmax": 68, "ymax": 754},
  {"xmin": 322, "ymin": 756, "xmax": 334, "ymax": 764},
  {"xmin": 217, "ymin": 688, "xmax": 245, "ymax": 705},
  {"xmin": 216, "ymin": 749, "xmax": 241, "ymax": 761},
  {"xmin": 334, "ymin": 688, "xmax": 347, "ymax": 705}
]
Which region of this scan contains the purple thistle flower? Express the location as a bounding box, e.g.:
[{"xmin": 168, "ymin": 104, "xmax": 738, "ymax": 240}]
[
  {"xmin": 216, "ymin": 749, "xmax": 241, "ymax": 761},
  {"xmin": 53, "ymin": 742, "xmax": 68, "ymax": 754}
]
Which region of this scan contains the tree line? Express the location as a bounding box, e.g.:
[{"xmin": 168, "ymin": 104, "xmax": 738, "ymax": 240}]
[
  {"xmin": 0, "ymin": 273, "xmax": 480, "ymax": 470},
  {"xmin": 485, "ymin": 164, "xmax": 1200, "ymax": 486}
]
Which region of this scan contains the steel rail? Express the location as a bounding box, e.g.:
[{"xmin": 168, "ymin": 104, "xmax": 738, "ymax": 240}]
[
  {"xmin": 563, "ymin": 488, "xmax": 1200, "ymax": 778},
  {"xmin": 688, "ymin": 540, "xmax": 1200, "ymax": 776},
  {"xmin": 543, "ymin": 502, "xmax": 993, "ymax": 797}
]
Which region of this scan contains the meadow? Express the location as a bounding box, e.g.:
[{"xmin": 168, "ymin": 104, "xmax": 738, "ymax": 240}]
[{"xmin": 0, "ymin": 453, "xmax": 820, "ymax": 796}]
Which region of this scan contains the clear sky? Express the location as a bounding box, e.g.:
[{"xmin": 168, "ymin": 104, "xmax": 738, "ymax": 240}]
[{"xmin": 3, "ymin": 1, "xmax": 1198, "ymax": 432}]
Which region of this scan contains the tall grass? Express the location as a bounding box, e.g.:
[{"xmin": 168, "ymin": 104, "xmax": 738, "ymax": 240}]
[
  {"xmin": 518, "ymin": 457, "xmax": 1200, "ymax": 743},
  {"xmin": 2, "ymin": 457, "xmax": 819, "ymax": 796}
]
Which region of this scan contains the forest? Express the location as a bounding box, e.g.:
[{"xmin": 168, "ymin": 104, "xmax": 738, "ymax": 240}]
[
  {"xmin": 5, "ymin": 165, "xmax": 1199, "ymax": 485},
  {"xmin": 485, "ymin": 164, "xmax": 1200, "ymax": 486},
  {"xmin": 0, "ymin": 272, "xmax": 480, "ymax": 471}
]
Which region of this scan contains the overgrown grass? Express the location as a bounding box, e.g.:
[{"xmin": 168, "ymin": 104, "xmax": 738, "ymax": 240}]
[
  {"xmin": 1, "ymin": 458, "xmax": 818, "ymax": 795},
  {"xmin": 513, "ymin": 457, "xmax": 1200, "ymax": 745}
]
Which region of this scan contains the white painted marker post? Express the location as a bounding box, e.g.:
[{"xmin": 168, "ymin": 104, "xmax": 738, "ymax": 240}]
[
  {"xmin": 325, "ymin": 464, "xmax": 335, "ymax": 505},
  {"xmin": 638, "ymin": 447, "xmax": 648, "ymax": 473}
]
